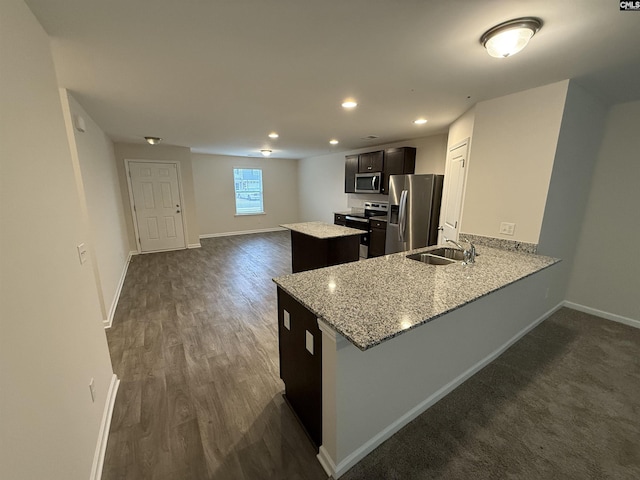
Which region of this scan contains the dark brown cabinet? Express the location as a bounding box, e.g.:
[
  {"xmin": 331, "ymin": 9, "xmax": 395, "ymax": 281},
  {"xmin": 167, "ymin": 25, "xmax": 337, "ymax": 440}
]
[
  {"xmin": 290, "ymin": 230, "xmax": 359, "ymax": 273},
  {"xmin": 345, "ymin": 147, "xmax": 416, "ymax": 195},
  {"xmin": 344, "ymin": 155, "xmax": 358, "ymax": 193},
  {"xmin": 358, "ymin": 150, "xmax": 384, "ymax": 173},
  {"xmin": 277, "ymin": 287, "xmax": 322, "ymax": 450},
  {"xmin": 381, "ymin": 147, "xmax": 416, "ymax": 194},
  {"xmin": 368, "ymin": 219, "xmax": 387, "ymax": 257}
]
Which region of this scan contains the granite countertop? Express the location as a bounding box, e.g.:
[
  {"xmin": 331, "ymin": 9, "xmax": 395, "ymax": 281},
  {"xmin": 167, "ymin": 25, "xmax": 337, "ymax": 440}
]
[
  {"xmin": 334, "ymin": 209, "xmax": 364, "ymax": 216},
  {"xmin": 281, "ymin": 221, "xmax": 364, "ymax": 239},
  {"xmin": 273, "ymin": 245, "xmax": 560, "ymax": 351}
]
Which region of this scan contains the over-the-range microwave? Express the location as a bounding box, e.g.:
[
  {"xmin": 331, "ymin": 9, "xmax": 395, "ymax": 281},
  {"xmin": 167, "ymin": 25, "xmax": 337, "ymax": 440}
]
[{"xmin": 354, "ymin": 172, "xmax": 382, "ymax": 193}]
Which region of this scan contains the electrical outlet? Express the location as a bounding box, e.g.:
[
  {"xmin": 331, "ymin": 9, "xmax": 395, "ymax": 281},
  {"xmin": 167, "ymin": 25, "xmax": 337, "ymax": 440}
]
[
  {"xmin": 305, "ymin": 331, "xmax": 314, "ymax": 355},
  {"xmin": 283, "ymin": 310, "xmax": 290, "ymax": 330},
  {"xmin": 89, "ymin": 378, "xmax": 96, "ymax": 402},
  {"xmin": 499, "ymin": 222, "xmax": 516, "ymax": 236},
  {"xmin": 77, "ymin": 243, "xmax": 88, "ymax": 264}
]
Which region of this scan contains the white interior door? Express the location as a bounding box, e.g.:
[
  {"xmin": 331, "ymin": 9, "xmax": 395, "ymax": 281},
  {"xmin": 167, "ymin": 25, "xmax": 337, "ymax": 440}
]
[
  {"xmin": 439, "ymin": 140, "xmax": 469, "ymax": 244},
  {"xmin": 128, "ymin": 161, "xmax": 186, "ymax": 252}
]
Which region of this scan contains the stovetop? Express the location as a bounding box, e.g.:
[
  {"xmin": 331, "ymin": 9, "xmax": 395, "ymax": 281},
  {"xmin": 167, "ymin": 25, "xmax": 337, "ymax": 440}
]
[{"xmin": 337, "ymin": 201, "xmax": 388, "ymax": 220}]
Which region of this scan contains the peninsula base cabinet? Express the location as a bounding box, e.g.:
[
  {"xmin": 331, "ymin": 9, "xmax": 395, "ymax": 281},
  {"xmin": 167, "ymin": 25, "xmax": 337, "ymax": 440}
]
[
  {"xmin": 276, "ymin": 266, "xmax": 559, "ymax": 479},
  {"xmin": 277, "ymin": 287, "xmax": 322, "ymax": 450}
]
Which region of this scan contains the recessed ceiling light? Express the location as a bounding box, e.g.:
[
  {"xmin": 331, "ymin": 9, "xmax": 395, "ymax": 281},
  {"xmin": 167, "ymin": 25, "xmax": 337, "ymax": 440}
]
[
  {"xmin": 413, "ymin": 118, "xmax": 428, "ymax": 125},
  {"xmin": 144, "ymin": 136, "xmax": 162, "ymax": 145},
  {"xmin": 260, "ymin": 149, "xmax": 272, "ymax": 157},
  {"xmin": 480, "ymin": 17, "xmax": 542, "ymax": 58},
  {"xmin": 341, "ymin": 100, "xmax": 358, "ymax": 109},
  {"xmin": 329, "ymin": 139, "xmax": 339, "ymax": 145},
  {"xmin": 268, "ymin": 132, "xmax": 279, "ymax": 139}
]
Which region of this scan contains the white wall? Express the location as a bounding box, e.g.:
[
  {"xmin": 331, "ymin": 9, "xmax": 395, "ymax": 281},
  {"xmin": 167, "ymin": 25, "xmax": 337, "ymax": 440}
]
[
  {"xmin": 446, "ymin": 106, "xmax": 475, "ymax": 150},
  {"xmin": 460, "ymin": 81, "xmax": 569, "ymax": 243},
  {"xmin": 537, "ymin": 81, "xmax": 607, "ymax": 306},
  {"xmin": 298, "ymin": 134, "xmax": 448, "ymax": 223},
  {"xmin": 60, "ymin": 91, "xmax": 131, "ymax": 325},
  {"xmin": 566, "ymin": 100, "xmax": 640, "ymax": 320},
  {"xmin": 113, "ymin": 142, "xmax": 201, "ymax": 248},
  {"xmin": 325, "ymin": 265, "xmax": 561, "ymax": 477},
  {"xmin": 191, "ymin": 153, "xmax": 300, "ymax": 236},
  {"xmin": 0, "ymin": 1, "xmax": 115, "ymax": 478}
]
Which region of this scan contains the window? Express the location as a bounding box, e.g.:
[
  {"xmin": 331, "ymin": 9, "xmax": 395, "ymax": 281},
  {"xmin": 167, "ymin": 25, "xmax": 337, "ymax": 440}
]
[{"xmin": 233, "ymin": 168, "xmax": 264, "ymax": 215}]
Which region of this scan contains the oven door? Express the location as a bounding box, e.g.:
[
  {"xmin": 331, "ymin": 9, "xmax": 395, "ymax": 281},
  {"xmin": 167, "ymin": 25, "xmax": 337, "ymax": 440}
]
[{"xmin": 345, "ymin": 216, "xmax": 370, "ymax": 258}]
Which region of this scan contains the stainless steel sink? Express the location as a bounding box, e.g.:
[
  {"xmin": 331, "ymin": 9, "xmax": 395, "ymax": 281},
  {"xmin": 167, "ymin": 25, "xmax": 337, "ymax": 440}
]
[
  {"xmin": 406, "ymin": 253, "xmax": 457, "ymax": 265},
  {"xmin": 426, "ymin": 247, "xmax": 465, "ymax": 261}
]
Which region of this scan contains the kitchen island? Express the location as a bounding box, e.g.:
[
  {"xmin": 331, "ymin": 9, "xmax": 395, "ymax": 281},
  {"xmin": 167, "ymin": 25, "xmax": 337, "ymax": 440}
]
[
  {"xmin": 281, "ymin": 221, "xmax": 363, "ymax": 273},
  {"xmin": 273, "ymin": 243, "xmax": 561, "ymax": 478}
]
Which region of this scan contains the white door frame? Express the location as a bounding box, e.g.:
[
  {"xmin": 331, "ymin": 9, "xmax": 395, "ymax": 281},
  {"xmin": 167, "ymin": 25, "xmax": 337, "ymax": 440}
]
[
  {"xmin": 438, "ymin": 138, "xmax": 470, "ymax": 244},
  {"xmin": 124, "ymin": 158, "xmax": 189, "ymax": 253}
]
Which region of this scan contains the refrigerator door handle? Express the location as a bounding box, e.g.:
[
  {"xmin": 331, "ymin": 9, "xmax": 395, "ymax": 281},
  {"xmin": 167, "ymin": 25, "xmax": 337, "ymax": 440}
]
[{"xmin": 398, "ymin": 190, "xmax": 408, "ymax": 242}]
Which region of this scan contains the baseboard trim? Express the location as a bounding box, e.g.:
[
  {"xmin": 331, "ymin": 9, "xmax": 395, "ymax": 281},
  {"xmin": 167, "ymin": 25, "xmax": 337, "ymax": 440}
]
[
  {"xmin": 563, "ymin": 301, "xmax": 640, "ymax": 329},
  {"xmin": 199, "ymin": 227, "xmax": 286, "ymax": 239},
  {"xmin": 187, "ymin": 243, "xmax": 201, "ymax": 249},
  {"xmin": 104, "ymin": 252, "xmax": 133, "ymax": 329},
  {"xmin": 317, "ymin": 446, "xmax": 337, "ymax": 478},
  {"xmin": 90, "ymin": 374, "xmax": 120, "ymax": 480},
  {"xmin": 330, "ymin": 301, "xmax": 564, "ymax": 479}
]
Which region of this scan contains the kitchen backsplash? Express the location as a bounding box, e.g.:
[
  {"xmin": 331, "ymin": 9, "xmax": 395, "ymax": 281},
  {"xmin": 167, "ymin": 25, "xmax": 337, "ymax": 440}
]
[{"xmin": 459, "ymin": 233, "xmax": 538, "ymax": 255}]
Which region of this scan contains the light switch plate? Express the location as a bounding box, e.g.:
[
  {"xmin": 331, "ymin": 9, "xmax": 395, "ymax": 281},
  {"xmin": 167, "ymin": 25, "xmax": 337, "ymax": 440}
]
[
  {"xmin": 283, "ymin": 310, "xmax": 290, "ymax": 330},
  {"xmin": 305, "ymin": 331, "xmax": 314, "ymax": 354}
]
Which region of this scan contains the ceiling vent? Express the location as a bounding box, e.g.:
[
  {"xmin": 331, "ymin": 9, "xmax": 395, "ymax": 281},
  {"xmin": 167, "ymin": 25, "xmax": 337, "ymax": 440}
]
[{"xmin": 361, "ymin": 135, "xmax": 380, "ymax": 140}]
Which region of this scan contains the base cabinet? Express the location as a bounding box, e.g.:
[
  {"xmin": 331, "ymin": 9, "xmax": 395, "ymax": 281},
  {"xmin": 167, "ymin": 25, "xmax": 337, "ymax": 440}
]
[
  {"xmin": 369, "ymin": 219, "xmax": 387, "ymax": 257},
  {"xmin": 290, "ymin": 230, "xmax": 359, "ymax": 273},
  {"xmin": 277, "ymin": 287, "xmax": 322, "ymax": 450}
]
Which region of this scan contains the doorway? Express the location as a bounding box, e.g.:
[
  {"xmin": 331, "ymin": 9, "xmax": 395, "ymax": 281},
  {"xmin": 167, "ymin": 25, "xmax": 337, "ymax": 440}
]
[
  {"xmin": 126, "ymin": 160, "xmax": 186, "ymax": 253},
  {"xmin": 439, "ymin": 139, "xmax": 469, "ymax": 244}
]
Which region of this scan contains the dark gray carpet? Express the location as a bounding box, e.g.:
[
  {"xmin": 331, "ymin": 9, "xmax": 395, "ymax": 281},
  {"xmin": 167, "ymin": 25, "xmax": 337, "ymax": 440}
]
[{"xmin": 341, "ymin": 308, "xmax": 640, "ymax": 480}]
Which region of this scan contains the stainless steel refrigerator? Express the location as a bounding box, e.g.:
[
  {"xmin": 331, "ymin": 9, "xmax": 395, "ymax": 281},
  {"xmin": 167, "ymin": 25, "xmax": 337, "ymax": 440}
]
[{"xmin": 385, "ymin": 174, "xmax": 444, "ymax": 254}]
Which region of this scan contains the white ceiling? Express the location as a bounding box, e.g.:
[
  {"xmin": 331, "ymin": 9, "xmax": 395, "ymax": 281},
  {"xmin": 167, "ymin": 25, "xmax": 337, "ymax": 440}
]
[{"xmin": 25, "ymin": 0, "xmax": 640, "ymax": 159}]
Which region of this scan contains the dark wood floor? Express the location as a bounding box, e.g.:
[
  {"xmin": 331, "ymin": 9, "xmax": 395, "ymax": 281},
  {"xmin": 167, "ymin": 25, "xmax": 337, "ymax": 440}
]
[{"xmin": 103, "ymin": 231, "xmax": 327, "ymax": 479}]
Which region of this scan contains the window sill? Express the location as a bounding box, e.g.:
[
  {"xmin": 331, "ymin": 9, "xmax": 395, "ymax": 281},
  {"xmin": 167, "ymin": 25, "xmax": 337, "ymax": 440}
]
[{"xmin": 234, "ymin": 212, "xmax": 266, "ymax": 217}]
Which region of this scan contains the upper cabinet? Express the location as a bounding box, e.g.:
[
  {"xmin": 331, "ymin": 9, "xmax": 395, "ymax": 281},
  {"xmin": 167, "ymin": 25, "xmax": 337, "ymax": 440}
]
[
  {"xmin": 358, "ymin": 151, "xmax": 384, "ymax": 173},
  {"xmin": 345, "ymin": 155, "xmax": 359, "ymax": 193},
  {"xmin": 381, "ymin": 147, "xmax": 416, "ymax": 194},
  {"xmin": 344, "ymin": 147, "xmax": 416, "ymax": 194}
]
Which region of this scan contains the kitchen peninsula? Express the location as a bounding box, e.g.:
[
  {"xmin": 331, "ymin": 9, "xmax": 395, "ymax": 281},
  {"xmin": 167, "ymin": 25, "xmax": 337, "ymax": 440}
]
[
  {"xmin": 273, "ymin": 243, "xmax": 560, "ymax": 478},
  {"xmin": 281, "ymin": 221, "xmax": 363, "ymax": 273}
]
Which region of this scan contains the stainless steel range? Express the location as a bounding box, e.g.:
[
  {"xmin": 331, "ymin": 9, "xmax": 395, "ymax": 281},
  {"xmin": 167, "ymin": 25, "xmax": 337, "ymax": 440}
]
[{"xmin": 343, "ymin": 201, "xmax": 388, "ymax": 259}]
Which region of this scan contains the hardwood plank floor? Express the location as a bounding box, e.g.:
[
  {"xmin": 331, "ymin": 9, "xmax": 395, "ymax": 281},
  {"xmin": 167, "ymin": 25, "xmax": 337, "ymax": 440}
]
[{"xmin": 103, "ymin": 231, "xmax": 327, "ymax": 480}]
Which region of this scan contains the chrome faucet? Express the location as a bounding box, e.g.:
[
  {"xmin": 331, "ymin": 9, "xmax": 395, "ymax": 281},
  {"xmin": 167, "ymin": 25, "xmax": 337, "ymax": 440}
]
[{"xmin": 444, "ymin": 237, "xmax": 476, "ymax": 264}]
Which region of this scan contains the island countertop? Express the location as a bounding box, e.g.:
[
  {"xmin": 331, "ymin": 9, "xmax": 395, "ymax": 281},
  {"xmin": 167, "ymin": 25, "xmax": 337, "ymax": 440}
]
[
  {"xmin": 280, "ymin": 221, "xmax": 364, "ymax": 239},
  {"xmin": 273, "ymin": 244, "xmax": 560, "ymax": 351}
]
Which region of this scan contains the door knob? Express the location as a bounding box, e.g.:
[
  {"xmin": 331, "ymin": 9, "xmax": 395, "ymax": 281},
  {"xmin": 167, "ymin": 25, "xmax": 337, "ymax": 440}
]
[{"xmin": 176, "ymin": 210, "xmax": 181, "ymax": 213}]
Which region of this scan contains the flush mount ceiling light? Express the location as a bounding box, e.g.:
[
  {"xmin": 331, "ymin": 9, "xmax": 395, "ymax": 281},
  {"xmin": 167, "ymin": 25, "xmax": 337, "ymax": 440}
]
[
  {"xmin": 144, "ymin": 136, "xmax": 162, "ymax": 145},
  {"xmin": 413, "ymin": 118, "xmax": 428, "ymax": 125},
  {"xmin": 329, "ymin": 139, "xmax": 339, "ymax": 145},
  {"xmin": 260, "ymin": 149, "xmax": 272, "ymax": 157},
  {"xmin": 268, "ymin": 132, "xmax": 279, "ymax": 139},
  {"xmin": 480, "ymin": 17, "xmax": 542, "ymax": 58},
  {"xmin": 341, "ymin": 100, "xmax": 358, "ymax": 109}
]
